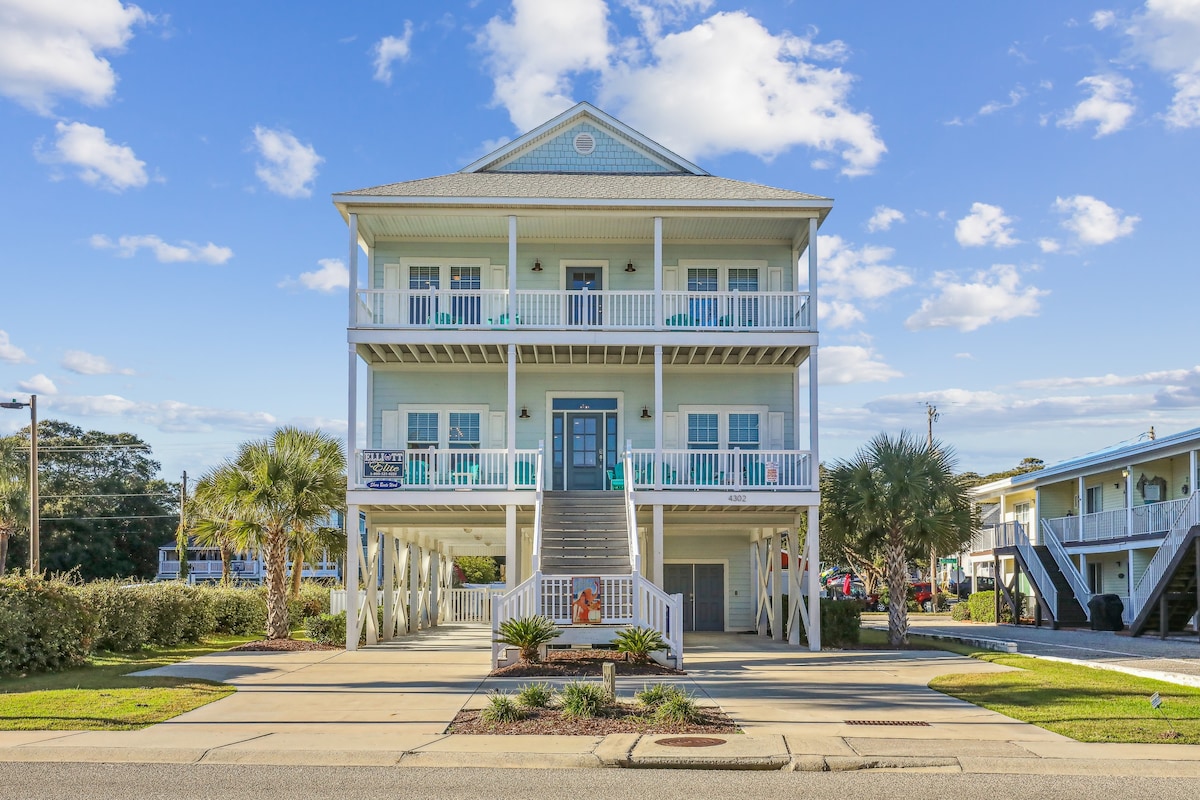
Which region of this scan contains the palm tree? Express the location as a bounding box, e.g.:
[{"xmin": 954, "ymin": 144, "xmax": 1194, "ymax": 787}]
[
  {"xmin": 823, "ymin": 431, "xmax": 976, "ymax": 646},
  {"xmin": 208, "ymin": 427, "xmax": 346, "ymax": 639},
  {"xmin": 187, "ymin": 472, "xmax": 256, "ymax": 585},
  {"xmin": 0, "ymin": 434, "xmax": 27, "ymax": 576},
  {"xmin": 287, "ymin": 514, "xmax": 346, "ymax": 598}
]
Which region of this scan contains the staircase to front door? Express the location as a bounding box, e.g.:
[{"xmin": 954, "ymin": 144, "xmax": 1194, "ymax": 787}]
[{"xmin": 539, "ymin": 491, "xmax": 630, "ymax": 574}]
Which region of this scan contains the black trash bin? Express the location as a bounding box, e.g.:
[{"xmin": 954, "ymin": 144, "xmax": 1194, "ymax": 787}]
[{"xmin": 1088, "ymin": 594, "xmax": 1125, "ymax": 631}]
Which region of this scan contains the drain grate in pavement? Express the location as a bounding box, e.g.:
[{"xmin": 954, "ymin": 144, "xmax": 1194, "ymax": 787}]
[
  {"xmin": 655, "ymin": 736, "xmax": 728, "ymax": 747},
  {"xmin": 844, "ymin": 720, "xmax": 931, "ymax": 727}
]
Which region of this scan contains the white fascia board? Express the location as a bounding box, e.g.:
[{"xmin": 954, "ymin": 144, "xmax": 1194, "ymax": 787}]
[
  {"xmin": 635, "ymin": 490, "xmax": 821, "ymax": 507},
  {"xmin": 348, "ymin": 328, "xmax": 819, "ymax": 349},
  {"xmin": 333, "ymin": 194, "xmax": 833, "ymax": 211}
]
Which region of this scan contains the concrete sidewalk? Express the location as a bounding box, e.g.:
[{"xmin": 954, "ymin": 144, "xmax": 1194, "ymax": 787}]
[{"xmin": 4, "ymin": 623, "xmax": 1200, "ymax": 774}]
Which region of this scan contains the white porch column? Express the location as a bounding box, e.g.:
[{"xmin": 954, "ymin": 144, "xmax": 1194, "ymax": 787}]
[
  {"xmin": 653, "ymin": 216, "xmax": 663, "ymax": 330},
  {"xmin": 505, "ymin": 505, "xmax": 518, "ymax": 588},
  {"xmin": 508, "ymin": 215, "xmax": 517, "ymax": 323},
  {"xmin": 772, "ymin": 530, "xmax": 784, "ymax": 642},
  {"xmin": 347, "ymin": 213, "xmax": 359, "ymax": 326},
  {"xmin": 345, "ymin": 503, "xmax": 359, "ymax": 650},
  {"xmin": 807, "ymin": 217, "xmax": 818, "ymax": 329},
  {"xmin": 654, "ymin": 345, "xmax": 663, "ymax": 489},
  {"xmin": 806, "ymin": 504, "xmax": 821, "ymax": 651},
  {"xmin": 408, "ymin": 541, "xmax": 421, "ymax": 633},
  {"xmin": 381, "ymin": 532, "xmax": 396, "ymax": 641},
  {"xmin": 806, "ymin": 219, "xmax": 819, "ymax": 487},
  {"xmin": 364, "ymin": 527, "xmax": 378, "ymax": 645},
  {"xmin": 1125, "ymin": 465, "xmax": 1134, "ymax": 535},
  {"xmin": 507, "ymin": 344, "xmax": 517, "ymax": 489},
  {"xmin": 652, "ymin": 504, "xmax": 664, "ymax": 586},
  {"xmin": 786, "ymin": 523, "xmax": 801, "ymax": 646},
  {"xmin": 428, "ymin": 549, "xmax": 440, "ymax": 627},
  {"xmin": 1190, "ymin": 450, "xmax": 1197, "ymax": 496}
]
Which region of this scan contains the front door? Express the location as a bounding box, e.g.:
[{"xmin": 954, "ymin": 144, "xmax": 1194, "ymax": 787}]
[
  {"xmin": 566, "ymin": 268, "xmax": 602, "ymax": 325},
  {"xmin": 565, "ymin": 412, "xmax": 604, "ymax": 489},
  {"xmin": 663, "ymin": 563, "xmax": 725, "ymax": 632}
]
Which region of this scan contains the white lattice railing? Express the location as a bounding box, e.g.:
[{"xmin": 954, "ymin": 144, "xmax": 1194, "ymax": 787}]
[
  {"xmin": 1012, "ymin": 520, "xmax": 1058, "ymax": 619},
  {"xmin": 1040, "ymin": 520, "xmax": 1091, "ymax": 621},
  {"xmin": 630, "ymin": 448, "xmax": 813, "ymax": 490},
  {"xmin": 491, "ymin": 572, "xmax": 684, "ymax": 667},
  {"xmin": 1131, "ymin": 491, "xmax": 1200, "ymax": 619},
  {"xmin": 355, "ymin": 448, "xmax": 538, "ymax": 490},
  {"xmin": 354, "ymin": 288, "xmax": 813, "ymax": 332}
]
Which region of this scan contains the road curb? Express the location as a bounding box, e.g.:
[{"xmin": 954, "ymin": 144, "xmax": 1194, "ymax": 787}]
[{"xmin": 863, "ymin": 624, "xmax": 1018, "ymax": 653}]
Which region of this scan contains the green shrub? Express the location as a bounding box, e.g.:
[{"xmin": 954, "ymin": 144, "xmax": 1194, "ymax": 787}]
[
  {"xmin": 516, "ymin": 682, "xmax": 554, "ymax": 708},
  {"xmin": 77, "ymin": 580, "xmax": 151, "ymax": 652},
  {"xmin": 636, "ymin": 683, "xmax": 684, "ymax": 710},
  {"xmin": 209, "ymin": 588, "xmax": 267, "ymax": 635},
  {"xmin": 559, "ymin": 681, "xmax": 612, "ymax": 719},
  {"xmin": 613, "ymin": 626, "xmax": 667, "ymax": 664},
  {"xmin": 480, "ymin": 692, "xmax": 524, "ymax": 723},
  {"xmin": 653, "ymin": 690, "xmax": 701, "ymax": 724},
  {"xmin": 141, "ymin": 582, "xmax": 216, "ymax": 646},
  {"xmin": 966, "ymin": 591, "xmax": 1013, "ymax": 623},
  {"xmin": 305, "ymin": 611, "xmax": 347, "ymax": 646},
  {"xmin": 455, "ymin": 556, "xmax": 499, "ymax": 585},
  {"xmin": 495, "ymin": 615, "xmax": 561, "ymax": 663},
  {"xmin": 818, "ymin": 598, "xmax": 862, "ymax": 647},
  {"xmin": 0, "ymin": 575, "xmax": 98, "ymax": 676},
  {"xmin": 950, "ymin": 601, "xmax": 971, "ymax": 621}
]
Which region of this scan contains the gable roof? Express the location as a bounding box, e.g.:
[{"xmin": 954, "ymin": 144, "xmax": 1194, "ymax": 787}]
[{"xmin": 459, "ymin": 102, "xmax": 708, "ymax": 176}]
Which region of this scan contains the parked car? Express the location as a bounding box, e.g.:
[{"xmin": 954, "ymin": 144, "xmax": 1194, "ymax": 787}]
[{"xmin": 950, "ymin": 576, "xmax": 995, "ymax": 599}]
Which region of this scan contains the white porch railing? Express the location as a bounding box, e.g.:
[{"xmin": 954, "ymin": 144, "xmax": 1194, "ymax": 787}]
[
  {"xmin": 354, "ymin": 289, "xmax": 814, "ymax": 332},
  {"xmin": 1011, "ymin": 520, "xmax": 1057, "ymax": 619},
  {"xmin": 1044, "ymin": 508, "xmax": 1128, "ymax": 543},
  {"xmin": 1039, "ymin": 520, "xmax": 1091, "ymax": 621},
  {"xmin": 354, "ymin": 448, "xmax": 538, "ymax": 490},
  {"xmin": 1130, "ymin": 491, "xmax": 1200, "ymax": 619},
  {"xmin": 630, "ymin": 448, "xmax": 813, "ymax": 490},
  {"xmin": 1132, "ymin": 497, "xmax": 1192, "ymax": 537},
  {"xmin": 491, "ymin": 572, "xmax": 684, "ymax": 668},
  {"xmin": 441, "ymin": 587, "xmax": 504, "ymax": 623}
]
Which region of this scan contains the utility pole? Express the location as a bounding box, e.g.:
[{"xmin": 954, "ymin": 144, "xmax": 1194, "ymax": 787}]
[
  {"xmin": 926, "ymin": 403, "xmax": 939, "ymax": 613},
  {"xmin": 2, "ymin": 395, "xmax": 37, "ymax": 573}
]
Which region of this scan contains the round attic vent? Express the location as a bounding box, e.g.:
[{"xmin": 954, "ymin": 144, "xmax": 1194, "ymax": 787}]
[{"xmin": 573, "ymin": 132, "xmax": 596, "ymax": 155}]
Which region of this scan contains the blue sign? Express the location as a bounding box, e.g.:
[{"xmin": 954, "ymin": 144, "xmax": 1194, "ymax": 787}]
[
  {"xmin": 366, "ymin": 479, "xmax": 402, "ymax": 490},
  {"xmin": 362, "ymin": 449, "xmax": 405, "ymax": 481}
]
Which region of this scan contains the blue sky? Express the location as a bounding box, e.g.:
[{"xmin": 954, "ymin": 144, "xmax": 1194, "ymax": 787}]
[{"xmin": 1, "ymin": 0, "xmax": 1197, "ymax": 481}]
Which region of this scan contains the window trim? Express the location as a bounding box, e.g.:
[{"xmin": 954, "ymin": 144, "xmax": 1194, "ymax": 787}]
[
  {"xmin": 397, "ymin": 404, "xmax": 490, "ymax": 450},
  {"xmin": 678, "ymin": 405, "xmax": 768, "ymax": 449}
]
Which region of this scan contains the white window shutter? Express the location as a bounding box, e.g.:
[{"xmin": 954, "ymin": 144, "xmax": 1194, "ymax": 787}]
[
  {"xmin": 664, "ymin": 266, "xmax": 678, "ymax": 291},
  {"xmin": 489, "ymin": 264, "xmax": 506, "ymax": 289},
  {"xmin": 768, "ymin": 412, "xmax": 785, "ymax": 450},
  {"xmin": 489, "ymin": 411, "xmax": 506, "ymax": 448},
  {"xmin": 383, "ymin": 264, "xmax": 400, "ymax": 290},
  {"xmin": 768, "ymin": 266, "xmax": 783, "ymax": 292},
  {"xmin": 382, "ymin": 410, "xmax": 400, "ymax": 449},
  {"xmin": 663, "ymin": 412, "xmax": 679, "ymax": 449}
]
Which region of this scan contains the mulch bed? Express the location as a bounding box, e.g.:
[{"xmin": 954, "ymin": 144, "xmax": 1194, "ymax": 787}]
[
  {"xmin": 490, "ymin": 649, "xmax": 684, "ymax": 677},
  {"xmin": 447, "ymin": 703, "xmax": 738, "ymax": 736},
  {"xmin": 228, "ymin": 639, "xmax": 340, "ymax": 652}
]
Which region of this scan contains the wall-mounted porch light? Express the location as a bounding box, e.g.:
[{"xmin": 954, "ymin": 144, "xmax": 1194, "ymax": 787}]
[
  {"xmin": 640, "ymin": 406, "xmax": 652, "ymax": 419},
  {"xmin": 532, "ymin": 258, "xmax": 543, "ymax": 272},
  {"xmin": 519, "ymin": 406, "xmax": 531, "ymax": 419},
  {"xmin": 625, "ymin": 259, "xmax": 636, "ymax": 273}
]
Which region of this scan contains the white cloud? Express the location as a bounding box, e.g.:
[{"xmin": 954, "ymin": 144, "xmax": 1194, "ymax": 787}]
[
  {"xmin": 866, "ymin": 206, "xmax": 905, "ymax": 233},
  {"xmin": 49, "ymin": 393, "xmax": 279, "ymax": 434},
  {"xmin": 1057, "ymin": 74, "xmax": 1136, "ymax": 136},
  {"xmin": 372, "ymin": 22, "xmax": 414, "ymax": 85},
  {"xmin": 17, "ymin": 374, "xmax": 57, "ymax": 394},
  {"xmin": 954, "ymin": 352, "xmax": 974, "ymax": 360},
  {"xmin": 38, "ymin": 121, "xmax": 148, "ymax": 191},
  {"xmin": 819, "ymin": 234, "xmax": 913, "ymax": 303},
  {"xmin": 905, "ymin": 265, "xmax": 1047, "ymax": 332},
  {"xmin": 979, "ymin": 87, "xmax": 1026, "ymax": 116},
  {"xmin": 251, "ymin": 125, "xmax": 322, "ymax": 198},
  {"xmin": 954, "ymin": 202, "xmax": 1018, "ymax": 248},
  {"xmin": 1018, "ymin": 366, "xmax": 1200, "ymax": 391},
  {"xmin": 819, "ymin": 345, "xmax": 902, "ymax": 385},
  {"xmin": 0, "ymin": 0, "xmax": 148, "ymax": 114},
  {"xmin": 823, "ymin": 301, "xmax": 865, "ymax": 330},
  {"xmin": 61, "ymin": 350, "xmax": 133, "ymax": 375},
  {"xmin": 280, "ymin": 258, "xmax": 350, "ymax": 293},
  {"xmin": 481, "ymin": 2, "xmax": 886, "ymax": 175},
  {"xmin": 1123, "ymin": 0, "xmax": 1200, "ymax": 128},
  {"xmin": 1038, "ymin": 238, "xmax": 1061, "ymax": 253},
  {"xmin": 0, "ymin": 330, "xmax": 31, "ymax": 364},
  {"xmin": 1092, "ymin": 10, "xmax": 1117, "ymax": 30},
  {"xmin": 1053, "ymin": 194, "xmax": 1139, "ymax": 245},
  {"xmin": 90, "ymin": 233, "xmax": 233, "ymax": 264}
]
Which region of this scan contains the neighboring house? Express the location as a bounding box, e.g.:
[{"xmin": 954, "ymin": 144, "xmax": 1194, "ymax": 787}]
[
  {"xmin": 966, "ymin": 428, "xmax": 1200, "ymax": 632},
  {"xmin": 335, "ymin": 103, "xmax": 827, "ymax": 663},
  {"xmin": 157, "ymin": 510, "xmax": 345, "ymax": 583}
]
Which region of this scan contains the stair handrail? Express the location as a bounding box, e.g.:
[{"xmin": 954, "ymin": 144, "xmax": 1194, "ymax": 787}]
[
  {"xmin": 623, "ymin": 439, "xmax": 641, "ymax": 574},
  {"xmin": 532, "ymin": 440, "xmax": 545, "ymax": 573},
  {"xmin": 1014, "ymin": 520, "xmax": 1057, "ymax": 618},
  {"xmin": 1131, "ymin": 490, "xmax": 1200, "ymax": 618},
  {"xmin": 491, "ymin": 571, "xmax": 542, "ymax": 666},
  {"xmin": 1039, "ymin": 519, "xmax": 1092, "ymax": 621}
]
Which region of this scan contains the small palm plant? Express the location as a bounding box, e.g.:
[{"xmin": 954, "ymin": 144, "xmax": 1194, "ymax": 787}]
[
  {"xmin": 516, "ymin": 682, "xmax": 554, "ymax": 708},
  {"xmin": 495, "ymin": 614, "xmax": 561, "ymax": 663},
  {"xmin": 480, "ymin": 692, "xmax": 524, "ymax": 724},
  {"xmin": 635, "ymin": 682, "xmax": 683, "ymax": 710},
  {"xmin": 560, "ymin": 681, "xmax": 612, "ymax": 719},
  {"xmin": 653, "ymin": 690, "xmax": 701, "ymax": 724},
  {"xmin": 613, "ymin": 626, "xmax": 667, "ymax": 664}
]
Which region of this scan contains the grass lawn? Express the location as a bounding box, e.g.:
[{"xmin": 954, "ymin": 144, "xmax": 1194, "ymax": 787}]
[
  {"xmin": 0, "ymin": 635, "xmax": 259, "ymax": 731},
  {"xmin": 860, "ymin": 627, "xmax": 1200, "ymax": 744}
]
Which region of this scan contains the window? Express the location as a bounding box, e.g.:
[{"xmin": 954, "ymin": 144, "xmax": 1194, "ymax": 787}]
[
  {"xmin": 407, "ymin": 413, "xmax": 438, "ymax": 450},
  {"xmin": 728, "ymin": 268, "xmax": 759, "ymax": 326},
  {"xmin": 687, "ymin": 268, "xmax": 718, "ymax": 292},
  {"xmin": 450, "ymin": 266, "xmax": 482, "ymax": 324},
  {"xmin": 728, "ymin": 414, "xmax": 760, "ymax": 450},
  {"xmin": 409, "ymin": 266, "xmax": 440, "ymax": 324},
  {"xmin": 687, "ymin": 414, "xmax": 719, "ymax": 450},
  {"xmin": 1085, "ymin": 486, "xmax": 1103, "ymax": 514},
  {"xmin": 448, "ymin": 412, "xmax": 480, "ymax": 450}
]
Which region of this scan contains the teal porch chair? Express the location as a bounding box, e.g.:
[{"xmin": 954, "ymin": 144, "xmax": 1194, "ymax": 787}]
[
  {"xmin": 406, "ymin": 458, "xmax": 429, "ymax": 486},
  {"xmin": 606, "ymin": 462, "xmax": 626, "ymax": 490},
  {"xmin": 513, "ymin": 460, "xmax": 535, "ymax": 486}
]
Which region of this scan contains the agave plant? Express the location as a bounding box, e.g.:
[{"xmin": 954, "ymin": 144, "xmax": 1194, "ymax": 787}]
[
  {"xmin": 613, "ymin": 626, "xmax": 667, "ymax": 664},
  {"xmin": 495, "ymin": 614, "xmax": 561, "ymax": 663}
]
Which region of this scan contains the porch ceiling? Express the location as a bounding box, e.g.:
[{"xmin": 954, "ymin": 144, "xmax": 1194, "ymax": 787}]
[{"xmin": 356, "ymin": 342, "xmax": 809, "ymax": 367}]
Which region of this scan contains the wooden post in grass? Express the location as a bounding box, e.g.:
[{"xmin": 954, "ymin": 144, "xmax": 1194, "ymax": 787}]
[{"xmin": 602, "ymin": 661, "xmax": 616, "ymax": 698}]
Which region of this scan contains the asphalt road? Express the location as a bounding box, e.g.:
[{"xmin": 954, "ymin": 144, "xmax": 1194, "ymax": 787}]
[
  {"xmin": 899, "ymin": 617, "xmax": 1200, "ymax": 679},
  {"xmin": 1, "ymin": 763, "xmax": 1197, "ymax": 800}
]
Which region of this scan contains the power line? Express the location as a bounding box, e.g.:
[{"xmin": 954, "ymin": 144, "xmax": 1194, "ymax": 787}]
[
  {"xmin": 40, "ymin": 514, "xmax": 179, "ymax": 521},
  {"xmin": 38, "ymin": 492, "xmax": 176, "ymax": 499}
]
